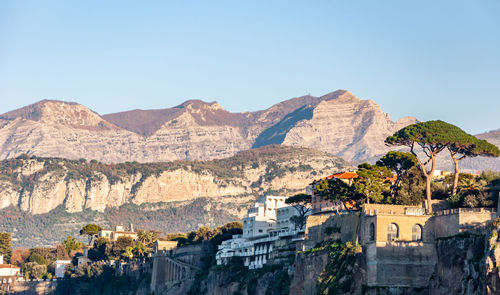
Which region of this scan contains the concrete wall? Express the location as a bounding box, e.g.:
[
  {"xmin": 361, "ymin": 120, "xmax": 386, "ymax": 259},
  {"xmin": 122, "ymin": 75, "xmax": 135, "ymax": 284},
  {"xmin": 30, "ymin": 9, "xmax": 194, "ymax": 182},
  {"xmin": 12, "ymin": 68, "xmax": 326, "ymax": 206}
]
[
  {"xmin": 433, "ymin": 209, "xmax": 497, "ymax": 238},
  {"xmin": 365, "ymin": 241, "xmax": 437, "ymax": 288}
]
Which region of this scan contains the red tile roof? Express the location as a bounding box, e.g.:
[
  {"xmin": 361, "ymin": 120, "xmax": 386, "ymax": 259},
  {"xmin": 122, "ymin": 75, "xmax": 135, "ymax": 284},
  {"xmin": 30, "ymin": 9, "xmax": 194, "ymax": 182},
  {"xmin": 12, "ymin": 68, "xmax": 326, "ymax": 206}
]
[
  {"xmin": 330, "ymin": 172, "xmax": 358, "ymax": 179},
  {"xmin": 385, "ymin": 175, "xmax": 397, "ymax": 183},
  {"xmin": 310, "ymin": 171, "xmax": 358, "ymax": 185}
]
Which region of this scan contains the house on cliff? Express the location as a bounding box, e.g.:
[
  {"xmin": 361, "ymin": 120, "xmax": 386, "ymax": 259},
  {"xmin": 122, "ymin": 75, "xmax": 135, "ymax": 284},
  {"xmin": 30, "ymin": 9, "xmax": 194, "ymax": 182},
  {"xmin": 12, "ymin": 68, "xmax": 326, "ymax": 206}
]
[
  {"xmin": 310, "ymin": 172, "xmax": 358, "ymax": 214},
  {"xmin": 300, "ymin": 201, "xmax": 498, "ymax": 289},
  {"xmin": 216, "ymin": 195, "xmax": 305, "ymax": 269}
]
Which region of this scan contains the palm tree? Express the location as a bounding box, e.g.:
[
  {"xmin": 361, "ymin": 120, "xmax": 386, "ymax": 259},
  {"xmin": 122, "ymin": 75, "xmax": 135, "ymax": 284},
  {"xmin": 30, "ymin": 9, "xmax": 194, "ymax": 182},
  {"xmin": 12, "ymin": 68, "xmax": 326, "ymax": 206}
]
[
  {"xmin": 137, "ymin": 231, "xmax": 154, "ymax": 245},
  {"xmin": 133, "ymin": 242, "xmax": 148, "ymax": 257},
  {"xmin": 458, "ymin": 178, "xmax": 485, "ymax": 195}
]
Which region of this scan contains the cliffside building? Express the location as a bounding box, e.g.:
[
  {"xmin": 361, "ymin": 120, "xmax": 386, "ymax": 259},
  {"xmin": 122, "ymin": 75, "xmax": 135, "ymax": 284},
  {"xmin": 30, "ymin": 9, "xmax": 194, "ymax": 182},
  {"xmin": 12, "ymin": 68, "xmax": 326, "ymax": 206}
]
[
  {"xmin": 153, "ymin": 240, "xmax": 178, "ymax": 254},
  {"xmin": 98, "ymin": 225, "xmax": 137, "ymax": 241},
  {"xmin": 55, "ymin": 260, "xmax": 71, "ymax": 278},
  {"xmin": 310, "ymin": 172, "xmax": 358, "ymax": 214},
  {"xmin": 217, "ymin": 195, "xmax": 304, "ymax": 269},
  {"xmin": 300, "ymin": 202, "xmax": 498, "ymax": 289}
]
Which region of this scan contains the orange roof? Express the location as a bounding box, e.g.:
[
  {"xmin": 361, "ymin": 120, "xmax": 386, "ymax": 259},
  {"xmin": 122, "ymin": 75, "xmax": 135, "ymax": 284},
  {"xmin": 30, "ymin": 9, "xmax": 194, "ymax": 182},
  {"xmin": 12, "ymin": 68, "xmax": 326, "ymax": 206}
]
[
  {"xmin": 330, "ymin": 172, "xmax": 358, "ymax": 179},
  {"xmin": 385, "ymin": 175, "xmax": 397, "ymax": 183},
  {"xmin": 310, "ymin": 171, "xmax": 358, "ymax": 184}
]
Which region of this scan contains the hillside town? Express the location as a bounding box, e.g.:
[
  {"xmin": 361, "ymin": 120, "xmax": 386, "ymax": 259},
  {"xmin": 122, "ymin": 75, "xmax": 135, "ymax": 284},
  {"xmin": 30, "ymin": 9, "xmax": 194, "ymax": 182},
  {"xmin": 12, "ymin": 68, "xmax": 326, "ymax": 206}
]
[{"xmin": 1, "ymin": 120, "xmax": 500, "ymax": 294}]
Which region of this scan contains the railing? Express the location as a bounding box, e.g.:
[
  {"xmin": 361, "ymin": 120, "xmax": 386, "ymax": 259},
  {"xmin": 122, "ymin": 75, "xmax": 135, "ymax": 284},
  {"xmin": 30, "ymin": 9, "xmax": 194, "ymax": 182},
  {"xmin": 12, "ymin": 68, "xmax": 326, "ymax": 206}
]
[{"xmin": 434, "ymin": 208, "xmax": 497, "ymax": 216}]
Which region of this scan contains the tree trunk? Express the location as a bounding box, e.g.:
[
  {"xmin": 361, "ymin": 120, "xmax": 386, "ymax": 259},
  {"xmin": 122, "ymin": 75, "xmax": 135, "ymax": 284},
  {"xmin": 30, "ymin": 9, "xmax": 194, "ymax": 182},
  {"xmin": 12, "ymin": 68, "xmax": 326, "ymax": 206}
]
[
  {"xmin": 425, "ymin": 174, "xmax": 432, "ymax": 213},
  {"xmin": 426, "ymin": 155, "xmax": 436, "ymax": 213},
  {"xmin": 392, "ymin": 176, "xmax": 401, "ymax": 198},
  {"xmin": 451, "ymin": 153, "xmax": 460, "ymax": 196},
  {"xmin": 416, "ymin": 156, "xmax": 435, "ymax": 213}
]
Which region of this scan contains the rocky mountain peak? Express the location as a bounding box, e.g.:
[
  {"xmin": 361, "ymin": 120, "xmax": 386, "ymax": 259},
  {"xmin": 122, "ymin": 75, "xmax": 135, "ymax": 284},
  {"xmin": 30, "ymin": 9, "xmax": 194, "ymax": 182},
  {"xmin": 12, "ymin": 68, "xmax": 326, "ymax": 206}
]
[
  {"xmin": 0, "ymin": 100, "xmax": 118, "ymax": 130},
  {"xmin": 0, "ymin": 90, "xmax": 424, "ymax": 164},
  {"xmin": 319, "ymin": 89, "xmax": 358, "ymax": 102},
  {"xmin": 0, "ymin": 99, "xmax": 77, "ymax": 121},
  {"xmin": 175, "ymin": 99, "xmax": 224, "ymax": 111}
]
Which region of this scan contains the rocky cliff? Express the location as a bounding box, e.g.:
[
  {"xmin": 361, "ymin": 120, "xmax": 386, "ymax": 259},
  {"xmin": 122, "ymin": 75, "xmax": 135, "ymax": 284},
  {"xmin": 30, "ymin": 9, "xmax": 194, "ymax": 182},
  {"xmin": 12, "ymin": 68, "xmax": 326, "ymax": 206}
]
[
  {"xmin": 253, "ymin": 91, "xmax": 417, "ymax": 162},
  {"xmin": 0, "ymin": 145, "xmax": 348, "ymax": 215},
  {"xmin": 0, "ymin": 90, "xmax": 417, "ymax": 163}
]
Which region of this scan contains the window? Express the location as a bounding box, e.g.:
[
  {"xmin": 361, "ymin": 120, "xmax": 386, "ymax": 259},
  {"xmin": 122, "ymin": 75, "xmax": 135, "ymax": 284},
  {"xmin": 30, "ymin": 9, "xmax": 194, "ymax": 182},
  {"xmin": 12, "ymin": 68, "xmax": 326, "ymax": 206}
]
[
  {"xmin": 387, "ymin": 223, "xmax": 399, "ymax": 241},
  {"xmin": 258, "ymin": 229, "xmax": 263, "ymax": 233},
  {"xmin": 412, "ymin": 224, "xmax": 423, "ymax": 241},
  {"xmin": 369, "ymin": 223, "xmax": 375, "ymax": 241}
]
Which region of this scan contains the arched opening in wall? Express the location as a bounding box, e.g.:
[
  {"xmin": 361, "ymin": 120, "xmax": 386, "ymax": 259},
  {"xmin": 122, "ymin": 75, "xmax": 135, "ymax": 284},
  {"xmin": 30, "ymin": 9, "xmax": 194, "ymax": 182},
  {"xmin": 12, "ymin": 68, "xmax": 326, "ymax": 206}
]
[
  {"xmin": 412, "ymin": 224, "xmax": 423, "ymax": 241},
  {"xmin": 387, "ymin": 223, "xmax": 399, "ymax": 241},
  {"xmin": 369, "ymin": 223, "xmax": 375, "ymax": 241}
]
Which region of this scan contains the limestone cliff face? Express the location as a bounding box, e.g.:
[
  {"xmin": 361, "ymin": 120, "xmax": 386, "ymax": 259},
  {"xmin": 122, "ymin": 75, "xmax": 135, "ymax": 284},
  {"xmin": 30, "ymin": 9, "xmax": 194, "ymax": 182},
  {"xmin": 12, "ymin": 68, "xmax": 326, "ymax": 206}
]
[
  {"xmin": 254, "ymin": 90, "xmax": 418, "ymax": 162},
  {"xmin": 428, "ymin": 230, "xmax": 500, "ymax": 295},
  {"xmin": 0, "ymin": 145, "xmax": 349, "ymax": 214},
  {"xmin": 0, "ymin": 90, "xmax": 417, "ymax": 163}
]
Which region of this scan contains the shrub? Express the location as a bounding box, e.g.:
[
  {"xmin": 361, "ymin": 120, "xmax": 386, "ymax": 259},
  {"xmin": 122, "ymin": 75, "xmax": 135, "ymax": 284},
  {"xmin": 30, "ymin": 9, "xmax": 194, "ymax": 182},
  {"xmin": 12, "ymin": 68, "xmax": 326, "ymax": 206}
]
[
  {"xmin": 448, "ymin": 194, "xmax": 463, "ymax": 209},
  {"xmin": 28, "ymin": 253, "xmax": 47, "ymax": 265},
  {"xmin": 463, "ymin": 194, "xmax": 479, "ymax": 208},
  {"xmin": 31, "ymin": 264, "xmax": 47, "ymax": 279}
]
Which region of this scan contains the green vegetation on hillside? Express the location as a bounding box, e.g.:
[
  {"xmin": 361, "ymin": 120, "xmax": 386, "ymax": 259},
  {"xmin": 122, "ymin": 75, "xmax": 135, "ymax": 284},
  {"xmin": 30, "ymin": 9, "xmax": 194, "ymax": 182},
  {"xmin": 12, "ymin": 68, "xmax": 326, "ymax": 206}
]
[
  {"xmin": 0, "ymin": 145, "xmax": 347, "ymax": 194},
  {"xmin": 313, "ymin": 240, "xmax": 361, "ymax": 295},
  {"xmin": 0, "ymin": 198, "xmax": 243, "ymax": 248},
  {"xmin": 0, "ymin": 232, "xmax": 12, "ymax": 263}
]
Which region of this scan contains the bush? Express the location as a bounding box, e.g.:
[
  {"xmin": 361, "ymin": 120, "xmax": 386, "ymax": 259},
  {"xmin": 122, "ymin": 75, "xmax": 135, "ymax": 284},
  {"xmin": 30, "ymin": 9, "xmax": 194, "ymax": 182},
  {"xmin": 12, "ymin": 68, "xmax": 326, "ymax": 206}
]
[
  {"xmin": 448, "ymin": 194, "xmax": 463, "ymax": 209},
  {"xmin": 463, "ymin": 194, "xmax": 479, "ymax": 208},
  {"xmin": 28, "ymin": 253, "xmax": 47, "ymax": 265},
  {"xmin": 42, "ymin": 272, "xmax": 53, "ymax": 280},
  {"xmin": 431, "ymin": 182, "xmax": 449, "ymax": 200},
  {"xmin": 31, "ymin": 264, "xmax": 47, "ymax": 279}
]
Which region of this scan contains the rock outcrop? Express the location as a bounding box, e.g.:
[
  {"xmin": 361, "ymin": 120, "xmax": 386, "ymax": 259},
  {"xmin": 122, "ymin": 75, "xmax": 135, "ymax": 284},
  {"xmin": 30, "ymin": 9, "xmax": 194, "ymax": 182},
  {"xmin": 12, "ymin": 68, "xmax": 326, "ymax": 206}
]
[
  {"xmin": 0, "ymin": 145, "xmax": 349, "ymax": 215},
  {"xmin": 0, "ymin": 90, "xmax": 418, "ymax": 163},
  {"xmin": 254, "ymin": 90, "xmax": 417, "ymax": 161}
]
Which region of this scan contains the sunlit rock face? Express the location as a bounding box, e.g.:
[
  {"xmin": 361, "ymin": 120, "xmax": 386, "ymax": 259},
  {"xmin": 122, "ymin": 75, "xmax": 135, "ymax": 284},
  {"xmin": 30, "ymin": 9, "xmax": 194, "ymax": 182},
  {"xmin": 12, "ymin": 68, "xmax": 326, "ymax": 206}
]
[
  {"xmin": 0, "ymin": 146, "xmax": 349, "ymax": 214},
  {"xmin": 0, "ymin": 90, "xmax": 417, "ymax": 163}
]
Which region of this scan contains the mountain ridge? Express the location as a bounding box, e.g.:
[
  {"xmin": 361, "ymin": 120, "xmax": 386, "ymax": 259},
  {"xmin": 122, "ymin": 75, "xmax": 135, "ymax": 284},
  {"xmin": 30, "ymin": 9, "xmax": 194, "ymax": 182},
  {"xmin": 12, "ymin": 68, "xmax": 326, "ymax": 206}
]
[{"xmin": 3, "ymin": 90, "xmax": 495, "ymax": 169}]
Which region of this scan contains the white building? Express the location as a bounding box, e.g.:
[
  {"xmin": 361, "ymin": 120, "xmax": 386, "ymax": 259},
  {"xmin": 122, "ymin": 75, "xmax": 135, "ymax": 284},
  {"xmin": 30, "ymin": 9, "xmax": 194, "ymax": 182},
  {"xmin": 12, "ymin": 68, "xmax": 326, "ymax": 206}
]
[
  {"xmin": 0, "ymin": 255, "xmax": 20, "ymax": 292},
  {"xmin": 98, "ymin": 224, "xmax": 137, "ymax": 241},
  {"xmin": 242, "ymin": 196, "xmax": 287, "ymax": 238},
  {"xmin": 276, "ymin": 206, "xmax": 302, "ymax": 234},
  {"xmin": 217, "ymin": 195, "xmax": 304, "ymax": 269},
  {"xmin": 55, "ymin": 260, "xmax": 71, "ymax": 278}
]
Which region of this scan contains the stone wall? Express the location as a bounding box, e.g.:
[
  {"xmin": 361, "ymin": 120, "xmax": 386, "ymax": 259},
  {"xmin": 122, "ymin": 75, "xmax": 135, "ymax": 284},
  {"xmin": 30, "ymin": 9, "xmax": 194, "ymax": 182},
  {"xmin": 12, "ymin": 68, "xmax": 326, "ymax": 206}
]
[
  {"xmin": 300, "ymin": 207, "xmax": 498, "ymax": 291},
  {"xmin": 10, "ymin": 281, "xmax": 58, "ymax": 295},
  {"xmin": 433, "ymin": 209, "xmax": 497, "ymax": 238},
  {"xmin": 302, "ymin": 212, "xmax": 360, "ymax": 250},
  {"xmin": 365, "ymin": 241, "xmax": 437, "ymax": 288},
  {"xmin": 150, "ymin": 242, "xmax": 215, "ymax": 295}
]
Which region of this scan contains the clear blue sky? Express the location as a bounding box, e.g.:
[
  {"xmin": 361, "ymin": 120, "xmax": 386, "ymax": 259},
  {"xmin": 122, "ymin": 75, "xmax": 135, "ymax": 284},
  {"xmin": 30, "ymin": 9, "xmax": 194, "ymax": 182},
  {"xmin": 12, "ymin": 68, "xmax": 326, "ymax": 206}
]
[{"xmin": 1, "ymin": 1, "xmax": 499, "ymax": 134}]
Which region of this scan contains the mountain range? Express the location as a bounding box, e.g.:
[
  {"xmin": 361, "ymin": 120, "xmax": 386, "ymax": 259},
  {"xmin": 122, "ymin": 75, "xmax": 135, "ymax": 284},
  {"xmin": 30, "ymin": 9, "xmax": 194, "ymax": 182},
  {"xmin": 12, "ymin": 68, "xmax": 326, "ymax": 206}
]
[{"xmin": 0, "ymin": 90, "xmax": 418, "ymax": 164}]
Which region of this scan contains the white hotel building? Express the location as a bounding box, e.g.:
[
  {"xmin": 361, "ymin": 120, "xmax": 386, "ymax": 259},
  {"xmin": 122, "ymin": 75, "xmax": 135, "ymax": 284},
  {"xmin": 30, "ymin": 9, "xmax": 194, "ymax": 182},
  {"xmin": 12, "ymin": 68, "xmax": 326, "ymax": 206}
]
[{"xmin": 216, "ymin": 195, "xmax": 304, "ymax": 269}]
